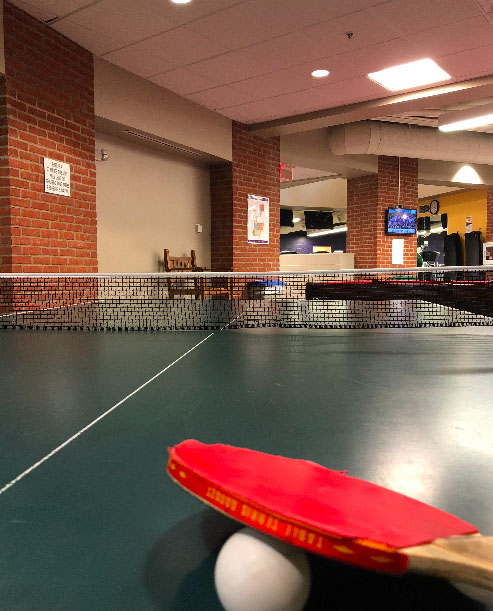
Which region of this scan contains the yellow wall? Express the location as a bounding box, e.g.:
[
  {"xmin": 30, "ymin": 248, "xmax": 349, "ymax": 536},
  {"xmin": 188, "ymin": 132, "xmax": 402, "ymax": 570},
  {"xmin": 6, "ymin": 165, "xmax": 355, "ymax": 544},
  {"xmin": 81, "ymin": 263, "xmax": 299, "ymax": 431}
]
[{"xmin": 419, "ymin": 189, "xmax": 487, "ymax": 259}]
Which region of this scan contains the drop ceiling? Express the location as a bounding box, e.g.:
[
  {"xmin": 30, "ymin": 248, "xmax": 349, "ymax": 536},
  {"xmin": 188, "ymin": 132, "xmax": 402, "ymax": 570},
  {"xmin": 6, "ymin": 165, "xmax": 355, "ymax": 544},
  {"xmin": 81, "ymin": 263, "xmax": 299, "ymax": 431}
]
[{"xmin": 11, "ymin": 0, "xmax": 493, "ymax": 130}]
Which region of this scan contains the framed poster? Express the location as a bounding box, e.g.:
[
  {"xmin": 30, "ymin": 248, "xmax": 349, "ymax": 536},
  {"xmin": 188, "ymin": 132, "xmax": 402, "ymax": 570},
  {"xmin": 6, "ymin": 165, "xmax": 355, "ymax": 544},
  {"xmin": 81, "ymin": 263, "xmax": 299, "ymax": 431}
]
[{"xmin": 247, "ymin": 194, "xmax": 269, "ymax": 244}]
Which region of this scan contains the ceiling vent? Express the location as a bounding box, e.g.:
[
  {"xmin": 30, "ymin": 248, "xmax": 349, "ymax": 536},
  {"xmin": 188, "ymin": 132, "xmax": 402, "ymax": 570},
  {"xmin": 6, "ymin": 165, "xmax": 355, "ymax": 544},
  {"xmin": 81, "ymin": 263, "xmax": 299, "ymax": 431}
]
[{"xmin": 123, "ymin": 130, "xmax": 201, "ymax": 156}]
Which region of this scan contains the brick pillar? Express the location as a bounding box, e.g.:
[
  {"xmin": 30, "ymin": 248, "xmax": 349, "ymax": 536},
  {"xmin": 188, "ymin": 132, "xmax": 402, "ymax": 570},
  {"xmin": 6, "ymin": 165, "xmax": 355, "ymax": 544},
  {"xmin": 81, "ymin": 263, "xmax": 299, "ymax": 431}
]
[
  {"xmin": 0, "ymin": 1, "xmax": 97, "ymax": 273},
  {"xmin": 347, "ymin": 156, "xmax": 418, "ymax": 268},
  {"xmin": 0, "ymin": 76, "xmax": 10, "ymax": 271},
  {"xmin": 210, "ymin": 122, "xmax": 280, "ymax": 272},
  {"xmin": 346, "ymin": 174, "xmax": 379, "ymax": 269}
]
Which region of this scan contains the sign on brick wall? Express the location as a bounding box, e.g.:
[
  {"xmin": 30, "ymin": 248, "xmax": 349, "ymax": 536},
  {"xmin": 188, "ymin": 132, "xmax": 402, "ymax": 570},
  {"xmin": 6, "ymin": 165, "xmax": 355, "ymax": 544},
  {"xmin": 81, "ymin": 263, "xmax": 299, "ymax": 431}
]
[
  {"xmin": 247, "ymin": 194, "xmax": 269, "ymax": 244},
  {"xmin": 44, "ymin": 158, "xmax": 70, "ymax": 197}
]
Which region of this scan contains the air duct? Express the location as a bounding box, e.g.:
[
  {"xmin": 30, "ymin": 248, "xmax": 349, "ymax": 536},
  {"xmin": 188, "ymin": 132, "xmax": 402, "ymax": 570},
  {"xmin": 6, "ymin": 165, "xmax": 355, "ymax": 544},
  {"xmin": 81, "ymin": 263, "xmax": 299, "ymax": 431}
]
[{"xmin": 328, "ymin": 121, "xmax": 493, "ymax": 165}]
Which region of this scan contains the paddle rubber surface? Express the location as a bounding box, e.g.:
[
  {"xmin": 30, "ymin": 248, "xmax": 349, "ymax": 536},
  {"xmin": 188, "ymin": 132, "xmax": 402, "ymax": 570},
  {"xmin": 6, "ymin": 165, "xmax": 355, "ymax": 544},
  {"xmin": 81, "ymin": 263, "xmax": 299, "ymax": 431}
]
[{"xmin": 168, "ymin": 440, "xmax": 478, "ymax": 574}]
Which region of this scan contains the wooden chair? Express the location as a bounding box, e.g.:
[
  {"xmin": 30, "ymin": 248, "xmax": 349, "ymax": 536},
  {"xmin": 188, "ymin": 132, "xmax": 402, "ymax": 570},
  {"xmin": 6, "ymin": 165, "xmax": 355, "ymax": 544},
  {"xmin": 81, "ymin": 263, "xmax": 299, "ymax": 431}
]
[
  {"xmin": 163, "ymin": 249, "xmax": 231, "ymax": 299},
  {"xmin": 163, "ymin": 249, "xmax": 203, "ymax": 299}
]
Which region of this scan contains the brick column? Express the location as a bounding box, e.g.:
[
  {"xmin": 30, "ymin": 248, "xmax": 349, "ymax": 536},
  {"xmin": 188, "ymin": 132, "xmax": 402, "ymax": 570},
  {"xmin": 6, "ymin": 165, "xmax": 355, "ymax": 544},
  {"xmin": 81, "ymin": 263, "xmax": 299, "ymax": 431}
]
[
  {"xmin": 347, "ymin": 156, "xmax": 418, "ymax": 268},
  {"xmin": 210, "ymin": 122, "xmax": 280, "ymax": 272},
  {"xmin": 346, "ymin": 174, "xmax": 379, "ymax": 269},
  {"xmin": 0, "ymin": 1, "xmax": 97, "ymax": 273}
]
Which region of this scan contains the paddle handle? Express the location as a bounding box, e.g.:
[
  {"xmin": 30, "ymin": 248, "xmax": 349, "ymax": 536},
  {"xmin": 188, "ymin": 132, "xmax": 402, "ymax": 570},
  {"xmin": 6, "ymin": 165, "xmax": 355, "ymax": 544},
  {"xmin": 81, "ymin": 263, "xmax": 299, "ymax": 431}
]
[{"xmin": 404, "ymin": 535, "xmax": 493, "ymax": 590}]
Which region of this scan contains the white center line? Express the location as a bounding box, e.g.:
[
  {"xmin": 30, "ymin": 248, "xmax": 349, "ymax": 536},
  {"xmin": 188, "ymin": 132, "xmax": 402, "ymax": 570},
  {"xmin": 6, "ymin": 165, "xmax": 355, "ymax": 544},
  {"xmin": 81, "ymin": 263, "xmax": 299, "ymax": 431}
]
[{"xmin": 0, "ymin": 332, "xmax": 215, "ymax": 498}]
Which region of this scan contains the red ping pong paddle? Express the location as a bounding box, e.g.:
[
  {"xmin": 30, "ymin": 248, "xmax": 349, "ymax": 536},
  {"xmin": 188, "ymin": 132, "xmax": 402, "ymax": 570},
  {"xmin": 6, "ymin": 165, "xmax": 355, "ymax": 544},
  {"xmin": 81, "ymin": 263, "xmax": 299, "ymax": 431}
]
[{"xmin": 167, "ymin": 440, "xmax": 493, "ymax": 589}]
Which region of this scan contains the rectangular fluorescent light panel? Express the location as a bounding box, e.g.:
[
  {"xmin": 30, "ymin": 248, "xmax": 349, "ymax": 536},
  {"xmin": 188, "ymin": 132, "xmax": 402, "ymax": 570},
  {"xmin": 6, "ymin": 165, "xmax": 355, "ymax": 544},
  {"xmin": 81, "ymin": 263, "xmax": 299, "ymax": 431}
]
[
  {"xmin": 438, "ymin": 103, "xmax": 493, "ymax": 132},
  {"xmin": 368, "ymin": 59, "xmax": 451, "ymax": 92},
  {"xmin": 439, "ymin": 114, "xmax": 493, "ymax": 132}
]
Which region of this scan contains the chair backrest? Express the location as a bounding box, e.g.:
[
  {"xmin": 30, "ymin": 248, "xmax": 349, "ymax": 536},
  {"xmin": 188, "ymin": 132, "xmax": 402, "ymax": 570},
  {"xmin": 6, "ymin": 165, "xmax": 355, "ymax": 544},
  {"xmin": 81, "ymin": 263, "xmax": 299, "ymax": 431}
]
[
  {"xmin": 422, "ymin": 250, "xmax": 439, "ymax": 263},
  {"xmin": 163, "ymin": 249, "xmax": 198, "ymax": 272}
]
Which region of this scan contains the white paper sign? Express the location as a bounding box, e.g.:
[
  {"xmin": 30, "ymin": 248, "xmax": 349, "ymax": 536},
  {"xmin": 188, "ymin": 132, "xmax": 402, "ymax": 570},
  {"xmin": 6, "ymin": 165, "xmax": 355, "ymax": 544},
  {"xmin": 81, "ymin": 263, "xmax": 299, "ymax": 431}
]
[
  {"xmin": 465, "ymin": 216, "xmax": 472, "ymax": 233},
  {"xmin": 44, "ymin": 158, "xmax": 70, "ymax": 197},
  {"xmin": 247, "ymin": 194, "xmax": 269, "ymax": 244},
  {"xmin": 392, "ymin": 238, "xmax": 404, "ymax": 264}
]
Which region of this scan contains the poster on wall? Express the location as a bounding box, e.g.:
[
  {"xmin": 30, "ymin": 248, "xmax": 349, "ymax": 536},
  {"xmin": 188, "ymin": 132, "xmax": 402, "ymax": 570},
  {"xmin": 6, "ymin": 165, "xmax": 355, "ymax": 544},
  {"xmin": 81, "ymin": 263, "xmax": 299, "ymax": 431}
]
[
  {"xmin": 391, "ymin": 238, "xmax": 404, "ymax": 264},
  {"xmin": 247, "ymin": 194, "xmax": 269, "ymax": 244},
  {"xmin": 44, "ymin": 158, "xmax": 70, "ymax": 197}
]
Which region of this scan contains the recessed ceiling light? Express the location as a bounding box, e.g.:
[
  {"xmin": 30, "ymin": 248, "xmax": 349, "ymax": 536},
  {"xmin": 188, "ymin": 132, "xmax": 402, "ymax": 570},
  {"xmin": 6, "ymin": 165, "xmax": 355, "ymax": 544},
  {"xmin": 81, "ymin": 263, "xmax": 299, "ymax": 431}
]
[
  {"xmin": 292, "ymin": 217, "xmax": 301, "ymax": 223},
  {"xmin": 171, "ymin": 0, "xmax": 192, "ymax": 4},
  {"xmin": 368, "ymin": 59, "xmax": 450, "ymax": 92},
  {"xmin": 311, "ymin": 69, "xmax": 329, "ymax": 78}
]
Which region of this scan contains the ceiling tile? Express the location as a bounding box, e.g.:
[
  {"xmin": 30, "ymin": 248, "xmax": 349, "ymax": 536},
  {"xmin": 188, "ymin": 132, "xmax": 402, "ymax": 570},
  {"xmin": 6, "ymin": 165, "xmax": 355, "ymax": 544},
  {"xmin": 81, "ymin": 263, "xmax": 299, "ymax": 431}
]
[
  {"xmin": 231, "ymin": 55, "xmax": 350, "ymax": 98},
  {"xmin": 221, "ymin": 82, "xmax": 383, "ymax": 124},
  {"xmin": 52, "ymin": 20, "xmax": 123, "ymax": 55},
  {"xmin": 186, "ymin": 84, "xmax": 258, "ymax": 109},
  {"xmin": 334, "ymin": 38, "xmax": 424, "ymax": 79},
  {"xmin": 10, "ymin": 0, "xmax": 96, "ymax": 18},
  {"xmin": 218, "ymin": 105, "xmax": 255, "ymax": 123},
  {"xmin": 9, "ymin": 0, "xmax": 57, "ymax": 21},
  {"xmin": 302, "ymin": 7, "xmax": 402, "ymax": 57},
  {"xmin": 233, "ymin": 30, "xmax": 335, "ymax": 76},
  {"xmin": 476, "ymin": 0, "xmax": 493, "ymax": 13},
  {"xmin": 179, "ymin": 51, "xmax": 262, "ymax": 84},
  {"xmin": 66, "ymin": 0, "xmax": 178, "ymax": 45},
  {"xmin": 102, "ymin": 47, "xmax": 176, "ymax": 78},
  {"xmin": 312, "ymin": 75, "xmax": 386, "ymax": 106},
  {"xmin": 186, "ymin": 2, "xmax": 293, "ymax": 50},
  {"xmin": 247, "ymin": 0, "xmax": 391, "ymax": 30},
  {"xmin": 438, "ymin": 44, "xmax": 493, "ymax": 79},
  {"xmin": 150, "ymin": 67, "xmax": 222, "ymax": 95},
  {"xmin": 137, "ymin": 0, "xmax": 244, "ymax": 26},
  {"xmin": 221, "ymin": 92, "xmax": 313, "ymax": 123},
  {"xmin": 128, "ymin": 26, "xmax": 229, "ymax": 66},
  {"xmin": 406, "ymin": 16, "xmax": 493, "ymax": 58},
  {"xmin": 374, "ymin": 0, "xmax": 482, "ymax": 36}
]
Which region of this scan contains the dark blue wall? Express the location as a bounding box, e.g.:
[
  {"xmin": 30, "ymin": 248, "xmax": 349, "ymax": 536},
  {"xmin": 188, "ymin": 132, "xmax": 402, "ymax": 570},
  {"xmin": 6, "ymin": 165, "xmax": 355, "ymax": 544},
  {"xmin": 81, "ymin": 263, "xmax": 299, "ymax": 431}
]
[{"xmin": 280, "ymin": 231, "xmax": 346, "ymax": 254}]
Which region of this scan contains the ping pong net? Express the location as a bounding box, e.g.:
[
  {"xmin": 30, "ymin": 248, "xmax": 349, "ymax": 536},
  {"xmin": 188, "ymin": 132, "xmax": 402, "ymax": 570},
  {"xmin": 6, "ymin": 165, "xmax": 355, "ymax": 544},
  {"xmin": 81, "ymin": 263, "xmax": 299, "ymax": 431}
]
[{"xmin": 1, "ymin": 267, "xmax": 492, "ymax": 331}]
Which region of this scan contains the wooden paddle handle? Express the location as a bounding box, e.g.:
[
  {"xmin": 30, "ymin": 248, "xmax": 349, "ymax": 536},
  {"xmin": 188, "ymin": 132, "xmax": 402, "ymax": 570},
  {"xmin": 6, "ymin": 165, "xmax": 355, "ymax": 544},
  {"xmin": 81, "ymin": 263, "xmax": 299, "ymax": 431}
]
[{"xmin": 404, "ymin": 534, "xmax": 493, "ymax": 590}]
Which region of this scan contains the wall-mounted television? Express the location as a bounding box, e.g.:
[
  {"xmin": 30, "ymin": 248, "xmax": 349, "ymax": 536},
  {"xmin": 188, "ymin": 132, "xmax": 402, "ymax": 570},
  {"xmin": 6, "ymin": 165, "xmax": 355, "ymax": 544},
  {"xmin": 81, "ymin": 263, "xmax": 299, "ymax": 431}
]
[
  {"xmin": 304, "ymin": 211, "xmax": 333, "ymax": 229},
  {"xmin": 280, "ymin": 209, "xmax": 294, "ymax": 227},
  {"xmin": 385, "ymin": 207, "xmax": 417, "ymax": 235}
]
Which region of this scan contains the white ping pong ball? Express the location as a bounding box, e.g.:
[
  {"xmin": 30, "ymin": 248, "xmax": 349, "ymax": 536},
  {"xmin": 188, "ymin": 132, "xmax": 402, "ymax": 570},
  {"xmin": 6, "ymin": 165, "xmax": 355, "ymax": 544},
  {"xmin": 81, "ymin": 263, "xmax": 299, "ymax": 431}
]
[{"xmin": 214, "ymin": 527, "xmax": 311, "ymax": 611}]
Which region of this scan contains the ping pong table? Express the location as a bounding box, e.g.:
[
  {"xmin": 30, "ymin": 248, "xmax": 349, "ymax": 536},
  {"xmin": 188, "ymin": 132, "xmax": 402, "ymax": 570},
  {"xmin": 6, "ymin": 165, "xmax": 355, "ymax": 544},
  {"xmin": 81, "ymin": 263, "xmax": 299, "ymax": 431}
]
[{"xmin": 1, "ymin": 325, "xmax": 492, "ymax": 610}]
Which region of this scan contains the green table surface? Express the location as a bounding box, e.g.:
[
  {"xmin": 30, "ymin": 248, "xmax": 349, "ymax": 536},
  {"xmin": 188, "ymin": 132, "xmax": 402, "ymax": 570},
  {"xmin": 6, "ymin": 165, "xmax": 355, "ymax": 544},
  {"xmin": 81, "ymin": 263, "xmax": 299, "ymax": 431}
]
[{"xmin": 1, "ymin": 327, "xmax": 492, "ymax": 610}]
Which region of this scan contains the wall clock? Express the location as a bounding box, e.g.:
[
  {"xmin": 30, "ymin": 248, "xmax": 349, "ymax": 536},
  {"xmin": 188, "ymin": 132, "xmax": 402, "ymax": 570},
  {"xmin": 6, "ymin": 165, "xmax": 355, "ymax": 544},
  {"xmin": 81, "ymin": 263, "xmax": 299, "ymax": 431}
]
[{"xmin": 430, "ymin": 199, "xmax": 440, "ymax": 214}]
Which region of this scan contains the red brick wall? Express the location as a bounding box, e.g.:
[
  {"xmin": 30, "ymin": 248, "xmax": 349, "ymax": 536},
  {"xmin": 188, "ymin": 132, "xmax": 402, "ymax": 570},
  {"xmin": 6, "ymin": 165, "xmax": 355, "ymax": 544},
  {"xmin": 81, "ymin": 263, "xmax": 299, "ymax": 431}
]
[
  {"xmin": 210, "ymin": 122, "xmax": 280, "ymax": 272},
  {"xmin": 1, "ymin": 1, "xmax": 97, "ymax": 273},
  {"xmin": 0, "ymin": 76, "xmax": 10, "ymax": 270},
  {"xmin": 346, "ymin": 174, "xmax": 378, "ymax": 269},
  {"xmin": 347, "ymin": 156, "xmax": 418, "ymax": 268},
  {"xmin": 376, "ymin": 156, "xmax": 418, "ymax": 268}
]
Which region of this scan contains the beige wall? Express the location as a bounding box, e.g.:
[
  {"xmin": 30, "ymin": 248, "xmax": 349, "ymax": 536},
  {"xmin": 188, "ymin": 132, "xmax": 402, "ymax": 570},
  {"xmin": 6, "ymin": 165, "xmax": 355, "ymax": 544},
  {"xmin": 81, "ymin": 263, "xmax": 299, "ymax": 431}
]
[
  {"xmin": 94, "ymin": 57, "xmax": 232, "ymax": 162},
  {"xmin": 96, "ymin": 132, "xmax": 211, "ymax": 273},
  {"xmin": 281, "ymin": 178, "xmax": 347, "ymax": 209}
]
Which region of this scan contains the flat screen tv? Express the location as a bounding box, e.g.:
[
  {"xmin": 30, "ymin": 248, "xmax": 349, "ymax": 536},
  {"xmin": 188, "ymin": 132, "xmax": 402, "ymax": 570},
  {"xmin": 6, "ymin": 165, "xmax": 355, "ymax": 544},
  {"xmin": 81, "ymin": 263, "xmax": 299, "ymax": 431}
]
[
  {"xmin": 385, "ymin": 207, "xmax": 417, "ymax": 235},
  {"xmin": 304, "ymin": 211, "xmax": 333, "ymax": 230},
  {"xmin": 280, "ymin": 209, "xmax": 294, "ymax": 227}
]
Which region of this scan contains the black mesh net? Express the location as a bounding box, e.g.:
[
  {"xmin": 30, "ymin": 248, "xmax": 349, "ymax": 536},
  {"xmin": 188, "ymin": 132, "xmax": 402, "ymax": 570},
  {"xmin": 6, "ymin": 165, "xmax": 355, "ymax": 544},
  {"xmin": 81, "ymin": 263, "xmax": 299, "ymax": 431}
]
[{"xmin": 1, "ymin": 268, "xmax": 492, "ymax": 331}]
